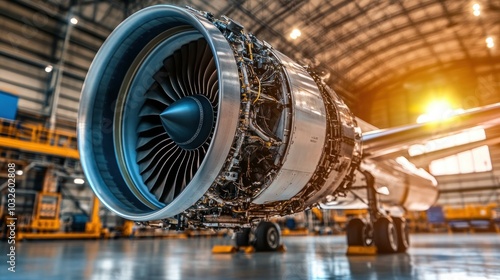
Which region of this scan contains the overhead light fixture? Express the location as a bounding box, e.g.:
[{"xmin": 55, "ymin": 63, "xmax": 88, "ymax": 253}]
[
  {"xmin": 486, "ymin": 36, "xmax": 494, "ymax": 48},
  {"xmin": 70, "ymin": 17, "xmax": 78, "ymax": 25},
  {"xmin": 45, "ymin": 65, "xmax": 53, "ymax": 73},
  {"xmin": 15, "ymin": 170, "xmax": 23, "ymax": 176},
  {"xmin": 473, "ymin": 3, "xmax": 481, "ymax": 16},
  {"xmin": 290, "ymin": 28, "xmax": 301, "ymax": 40},
  {"xmin": 74, "ymin": 178, "xmax": 85, "ymax": 184}
]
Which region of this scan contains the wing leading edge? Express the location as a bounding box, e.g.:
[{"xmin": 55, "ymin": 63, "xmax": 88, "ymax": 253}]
[{"xmin": 361, "ymin": 102, "xmax": 500, "ymax": 159}]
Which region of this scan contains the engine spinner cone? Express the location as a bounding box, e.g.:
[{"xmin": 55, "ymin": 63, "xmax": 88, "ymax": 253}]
[{"xmin": 160, "ymin": 95, "xmax": 214, "ymax": 150}]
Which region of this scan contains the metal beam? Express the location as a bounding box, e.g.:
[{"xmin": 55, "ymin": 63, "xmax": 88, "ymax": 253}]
[
  {"xmin": 477, "ymin": 9, "xmax": 500, "ymax": 95},
  {"xmin": 398, "ymin": 1, "xmax": 443, "ymax": 67},
  {"xmin": 252, "ymin": 0, "xmax": 306, "ymax": 36},
  {"xmin": 304, "ymin": 1, "xmax": 381, "ymax": 55},
  {"xmin": 438, "ymin": 0, "xmax": 473, "ymax": 67},
  {"xmin": 337, "ymin": 19, "xmax": 500, "ymax": 93},
  {"xmin": 328, "ymin": 9, "xmax": 464, "ymax": 72},
  {"xmin": 206, "ymin": 0, "xmax": 359, "ymax": 103},
  {"xmin": 47, "ymin": 5, "xmax": 75, "ymax": 130},
  {"xmin": 307, "ymin": 0, "xmax": 352, "ymax": 24},
  {"xmin": 344, "ymin": 1, "xmax": 392, "ymax": 95},
  {"xmin": 0, "ymin": 3, "xmax": 102, "ymax": 52},
  {"xmin": 353, "ymin": 45, "xmax": 469, "ymax": 91},
  {"xmin": 312, "ymin": 0, "xmax": 444, "ymax": 60},
  {"xmin": 362, "ymin": 56, "xmax": 500, "ymax": 96},
  {"xmin": 15, "ymin": 0, "xmax": 109, "ymax": 41},
  {"xmin": 0, "ymin": 137, "xmax": 79, "ymax": 159}
]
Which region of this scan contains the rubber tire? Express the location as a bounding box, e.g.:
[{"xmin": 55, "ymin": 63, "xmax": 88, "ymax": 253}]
[
  {"xmin": 373, "ymin": 217, "xmax": 398, "ymax": 254},
  {"xmin": 392, "ymin": 217, "xmax": 410, "ymax": 252},
  {"xmin": 254, "ymin": 222, "xmax": 280, "ymax": 251},
  {"xmin": 346, "ymin": 218, "xmax": 366, "ymax": 246},
  {"xmin": 235, "ymin": 228, "xmax": 251, "ymax": 247},
  {"xmin": 346, "ymin": 218, "xmax": 373, "ymax": 246}
]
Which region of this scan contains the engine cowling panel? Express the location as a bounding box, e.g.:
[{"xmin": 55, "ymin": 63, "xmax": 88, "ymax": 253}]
[{"xmin": 78, "ymin": 5, "xmax": 362, "ymax": 226}]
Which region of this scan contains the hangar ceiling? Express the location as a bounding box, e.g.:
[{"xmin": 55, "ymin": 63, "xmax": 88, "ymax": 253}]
[{"xmin": 20, "ymin": 0, "xmax": 500, "ymax": 125}]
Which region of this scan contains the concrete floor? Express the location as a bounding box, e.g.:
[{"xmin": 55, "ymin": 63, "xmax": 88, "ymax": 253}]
[{"xmin": 3, "ymin": 233, "xmax": 500, "ymax": 280}]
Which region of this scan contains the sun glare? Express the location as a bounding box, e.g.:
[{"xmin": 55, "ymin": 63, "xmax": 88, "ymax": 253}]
[{"xmin": 416, "ymin": 100, "xmax": 463, "ymax": 123}]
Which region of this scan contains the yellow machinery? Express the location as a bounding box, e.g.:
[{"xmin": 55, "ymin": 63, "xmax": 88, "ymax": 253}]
[
  {"xmin": 331, "ymin": 210, "xmax": 348, "ymax": 229},
  {"xmin": 443, "ymin": 204, "xmax": 499, "ymax": 233},
  {"xmin": 18, "ymin": 195, "xmax": 108, "ymax": 240},
  {"xmin": 311, "ymin": 207, "xmax": 323, "ymax": 221},
  {"xmin": 0, "ymin": 118, "xmax": 110, "ymax": 240},
  {"xmin": 29, "ymin": 192, "xmax": 61, "ymax": 232},
  {"xmin": 0, "ymin": 119, "xmax": 79, "ymax": 159},
  {"xmin": 121, "ymin": 220, "xmax": 135, "ymax": 237}
]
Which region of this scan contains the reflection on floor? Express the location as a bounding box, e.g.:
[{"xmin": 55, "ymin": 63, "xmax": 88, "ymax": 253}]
[{"xmin": 5, "ymin": 233, "xmax": 500, "ymax": 279}]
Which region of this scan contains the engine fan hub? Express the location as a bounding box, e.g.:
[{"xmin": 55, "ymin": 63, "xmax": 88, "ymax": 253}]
[{"xmin": 160, "ymin": 95, "xmax": 214, "ymax": 150}]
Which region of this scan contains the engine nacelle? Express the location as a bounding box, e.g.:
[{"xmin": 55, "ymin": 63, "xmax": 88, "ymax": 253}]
[{"xmin": 78, "ymin": 5, "xmax": 362, "ymax": 225}]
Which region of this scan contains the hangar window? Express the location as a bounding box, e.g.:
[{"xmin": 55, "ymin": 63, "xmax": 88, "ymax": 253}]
[
  {"xmin": 408, "ymin": 128, "xmax": 493, "ymax": 175},
  {"xmin": 429, "ymin": 146, "xmax": 492, "ymax": 175}
]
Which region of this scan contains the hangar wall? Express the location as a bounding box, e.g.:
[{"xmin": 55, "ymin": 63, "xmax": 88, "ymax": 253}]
[
  {"xmin": 0, "ymin": 1, "xmax": 111, "ymax": 129},
  {"xmin": 436, "ymin": 128, "xmax": 500, "ymax": 206}
]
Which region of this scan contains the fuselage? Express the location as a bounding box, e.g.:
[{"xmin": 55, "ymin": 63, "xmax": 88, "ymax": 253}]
[{"xmin": 321, "ymin": 156, "xmax": 439, "ymax": 211}]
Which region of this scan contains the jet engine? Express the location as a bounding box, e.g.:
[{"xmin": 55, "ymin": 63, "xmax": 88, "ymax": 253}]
[{"xmin": 78, "ymin": 5, "xmax": 362, "ymax": 226}]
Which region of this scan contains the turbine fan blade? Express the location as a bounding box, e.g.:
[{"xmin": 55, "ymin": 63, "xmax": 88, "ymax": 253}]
[{"xmin": 135, "ymin": 38, "xmax": 218, "ymax": 204}]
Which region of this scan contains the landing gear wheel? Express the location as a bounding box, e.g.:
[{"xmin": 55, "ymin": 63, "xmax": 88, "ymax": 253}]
[
  {"xmin": 235, "ymin": 228, "xmax": 251, "ymax": 247},
  {"xmin": 373, "ymin": 217, "xmax": 398, "ymax": 254},
  {"xmin": 346, "ymin": 218, "xmax": 373, "ymax": 246},
  {"xmin": 392, "ymin": 217, "xmax": 409, "ymax": 252},
  {"xmin": 254, "ymin": 222, "xmax": 280, "ymax": 251}
]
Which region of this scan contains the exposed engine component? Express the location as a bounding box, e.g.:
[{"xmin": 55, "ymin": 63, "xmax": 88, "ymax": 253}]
[{"xmin": 78, "ymin": 5, "xmax": 362, "ymax": 227}]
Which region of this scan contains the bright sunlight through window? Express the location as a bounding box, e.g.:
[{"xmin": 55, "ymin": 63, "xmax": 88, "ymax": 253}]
[
  {"xmin": 416, "ymin": 100, "xmax": 463, "ymax": 123},
  {"xmin": 429, "ymin": 146, "xmax": 492, "ymax": 175},
  {"xmin": 409, "ymin": 128, "xmax": 492, "ymax": 176}
]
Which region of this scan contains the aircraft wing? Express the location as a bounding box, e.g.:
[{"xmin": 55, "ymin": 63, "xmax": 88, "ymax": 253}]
[
  {"xmin": 320, "ymin": 102, "xmax": 500, "ymax": 212},
  {"xmin": 361, "ymin": 102, "xmax": 500, "ymax": 159}
]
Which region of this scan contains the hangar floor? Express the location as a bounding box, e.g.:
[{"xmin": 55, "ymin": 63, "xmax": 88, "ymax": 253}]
[{"xmin": 6, "ymin": 233, "xmax": 500, "ymax": 279}]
